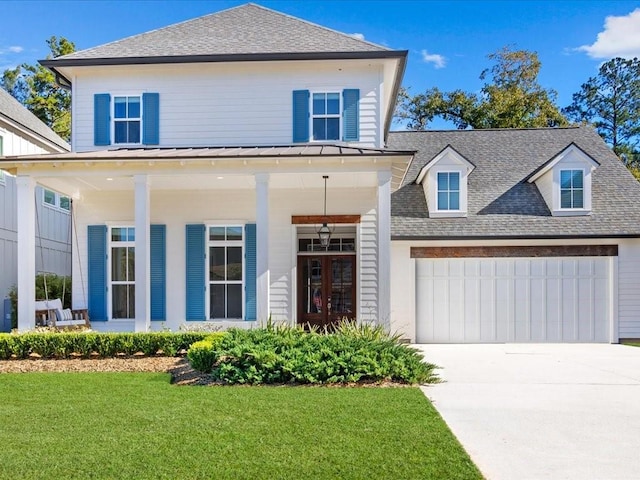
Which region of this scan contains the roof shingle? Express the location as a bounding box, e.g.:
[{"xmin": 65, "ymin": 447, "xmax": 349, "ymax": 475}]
[{"xmin": 52, "ymin": 3, "xmax": 391, "ymax": 63}]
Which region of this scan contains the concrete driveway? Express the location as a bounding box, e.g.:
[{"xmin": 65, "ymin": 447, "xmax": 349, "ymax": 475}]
[{"xmin": 416, "ymin": 344, "xmax": 640, "ymax": 480}]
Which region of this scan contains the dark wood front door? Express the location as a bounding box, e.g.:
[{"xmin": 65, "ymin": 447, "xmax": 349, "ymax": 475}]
[{"xmin": 297, "ymin": 255, "xmax": 356, "ymax": 329}]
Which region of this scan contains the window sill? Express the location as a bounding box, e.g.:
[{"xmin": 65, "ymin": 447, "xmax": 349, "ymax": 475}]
[
  {"xmin": 429, "ymin": 211, "xmax": 467, "ymax": 218},
  {"xmin": 552, "ymin": 209, "xmax": 591, "ymax": 217}
]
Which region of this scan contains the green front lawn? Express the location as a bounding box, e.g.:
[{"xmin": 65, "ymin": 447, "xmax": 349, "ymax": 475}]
[{"xmin": 0, "ymin": 373, "xmax": 481, "ymax": 480}]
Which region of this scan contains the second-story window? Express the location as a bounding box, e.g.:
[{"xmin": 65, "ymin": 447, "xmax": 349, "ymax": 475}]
[
  {"xmin": 312, "ymin": 92, "xmax": 340, "ymax": 141},
  {"xmin": 560, "ymin": 169, "xmax": 584, "ymax": 209},
  {"xmin": 114, "ymin": 96, "xmax": 141, "ymax": 144}
]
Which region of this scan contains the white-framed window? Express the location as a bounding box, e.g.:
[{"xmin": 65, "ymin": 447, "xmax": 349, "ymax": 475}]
[
  {"xmin": 42, "ymin": 189, "xmax": 71, "ymax": 213},
  {"xmin": 560, "ymin": 169, "xmax": 584, "ymax": 209},
  {"xmin": 311, "ymin": 92, "xmax": 341, "ymax": 141},
  {"xmin": 436, "ymin": 172, "xmax": 461, "ymax": 211},
  {"xmin": 207, "ymin": 225, "xmax": 244, "ymax": 320},
  {"xmin": 109, "ymin": 226, "xmax": 135, "ymax": 319},
  {"xmin": 113, "ymin": 95, "xmax": 141, "ymax": 144}
]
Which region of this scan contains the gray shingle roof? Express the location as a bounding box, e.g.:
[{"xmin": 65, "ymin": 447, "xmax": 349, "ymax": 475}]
[
  {"xmin": 388, "ymin": 126, "xmax": 640, "ymax": 239},
  {"xmin": 0, "ymin": 88, "xmax": 69, "ymax": 151},
  {"xmin": 51, "ymin": 3, "xmax": 390, "ymax": 63}
]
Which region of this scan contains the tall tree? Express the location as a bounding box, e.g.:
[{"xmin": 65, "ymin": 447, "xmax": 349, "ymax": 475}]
[
  {"xmin": 563, "ymin": 57, "xmax": 640, "ymax": 161},
  {"xmin": 1, "ymin": 36, "xmax": 75, "ymax": 141},
  {"xmin": 396, "ymin": 47, "xmax": 567, "ymax": 130}
]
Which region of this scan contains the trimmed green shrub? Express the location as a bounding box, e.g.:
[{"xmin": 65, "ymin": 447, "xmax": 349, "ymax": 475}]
[
  {"xmin": 187, "ymin": 324, "xmax": 438, "ymax": 385},
  {"xmin": 0, "ymin": 332, "xmax": 209, "ymax": 359},
  {"xmin": 186, "ymin": 333, "xmax": 227, "ymax": 373}
]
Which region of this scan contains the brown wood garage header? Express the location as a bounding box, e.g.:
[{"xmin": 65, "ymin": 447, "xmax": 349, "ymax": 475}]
[{"xmin": 410, "ymin": 245, "xmax": 619, "ymax": 258}]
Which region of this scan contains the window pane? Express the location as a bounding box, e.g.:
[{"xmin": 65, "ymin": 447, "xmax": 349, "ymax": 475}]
[
  {"xmin": 560, "ymin": 170, "xmax": 572, "ymax": 189},
  {"xmin": 299, "ymin": 239, "xmax": 312, "ymax": 252},
  {"xmin": 44, "ymin": 189, "xmax": 56, "ymax": 205},
  {"xmin": 114, "ymin": 121, "xmax": 127, "ymax": 143},
  {"xmin": 59, "ymin": 196, "xmax": 70, "ymax": 211},
  {"xmin": 112, "ymin": 285, "xmax": 128, "ymax": 318},
  {"xmin": 210, "ymin": 284, "xmax": 225, "ymax": 319},
  {"xmin": 449, "ymin": 172, "xmax": 460, "ymax": 190},
  {"xmin": 573, "ymin": 190, "xmax": 584, "ymax": 208},
  {"xmin": 112, "ymin": 228, "xmax": 125, "ymax": 242},
  {"xmin": 127, "ymin": 228, "xmax": 135, "ymax": 242},
  {"xmin": 572, "ymin": 170, "xmax": 583, "ymax": 188},
  {"xmin": 561, "ymin": 189, "xmax": 572, "ymax": 208},
  {"xmin": 114, "ymin": 97, "xmax": 126, "ymax": 118},
  {"xmin": 128, "ymin": 247, "xmax": 135, "ymax": 281},
  {"xmin": 326, "ymin": 118, "xmax": 339, "ymax": 140},
  {"xmin": 313, "ymin": 93, "xmax": 325, "ymax": 114},
  {"xmin": 227, "ymin": 247, "xmax": 242, "ymax": 281},
  {"xmin": 313, "ymin": 118, "xmax": 327, "ymax": 140},
  {"xmin": 437, "ymin": 172, "xmax": 448, "ymax": 191},
  {"xmin": 438, "ymin": 191, "xmax": 449, "ymax": 210},
  {"xmin": 449, "ymin": 192, "xmax": 460, "ymax": 210},
  {"xmin": 227, "ymin": 284, "xmax": 243, "ymax": 318},
  {"xmin": 128, "ymin": 285, "xmax": 135, "ymax": 320},
  {"xmin": 209, "ymin": 227, "xmax": 225, "ymax": 241},
  {"xmin": 326, "ymin": 93, "xmax": 340, "ymax": 114},
  {"xmin": 128, "ymin": 121, "xmax": 141, "ymax": 143},
  {"xmin": 227, "ymin": 226, "xmax": 243, "ymax": 241},
  {"xmin": 112, "ymin": 247, "xmax": 127, "ymax": 281},
  {"xmin": 210, "ymin": 247, "xmax": 225, "ymax": 281},
  {"xmin": 128, "ymin": 97, "xmax": 140, "ymax": 118}
]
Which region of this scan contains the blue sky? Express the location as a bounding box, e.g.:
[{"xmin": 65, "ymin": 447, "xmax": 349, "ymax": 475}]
[{"xmin": 1, "ymin": 0, "xmax": 639, "ymax": 126}]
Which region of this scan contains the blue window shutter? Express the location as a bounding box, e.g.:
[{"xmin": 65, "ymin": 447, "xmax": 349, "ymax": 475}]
[
  {"xmin": 244, "ymin": 223, "xmax": 257, "ymax": 321},
  {"xmin": 142, "ymin": 93, "xmax": 160, "ymax": 145},
  {"xmin": 150, "ymin": 224, "xmax": 166, "ymax": 321},
  {"xmin": 185, "ymin": 224, "xmax": 205, "ymax": 321},
  {"xmin": 94, "ymin": 94, "xmax": 111, "ymax": 146},
  {"xmin": 292, "ymin": 90, "xmax": 310, "ymax": 143},
  {"xmin": 87, "ymin": 225, "xmax": 107, "ymax": 321},
  {"xmin": 342, "ymin": 89, "xmax": 360, "ymax": 141}
]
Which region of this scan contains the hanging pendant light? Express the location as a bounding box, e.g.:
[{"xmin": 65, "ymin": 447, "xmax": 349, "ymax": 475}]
[{"xmin": 318, "ymin": 175, "xmax": 331, "ymax": 249}]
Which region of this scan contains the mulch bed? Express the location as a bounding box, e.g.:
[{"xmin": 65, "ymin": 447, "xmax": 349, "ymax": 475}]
[{"xmin": 0, "ymin": 356, "xmax": 216, "ymax": 386}]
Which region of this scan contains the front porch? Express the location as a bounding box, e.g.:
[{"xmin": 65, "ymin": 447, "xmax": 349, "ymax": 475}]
[{"xmin": 6, "ymin": 146, "xmax": 411, "ymax": 331}]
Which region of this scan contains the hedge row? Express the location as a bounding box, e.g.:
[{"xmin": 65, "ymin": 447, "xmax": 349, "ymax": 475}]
[
  {"xmin": 187, "ymin": 324, "xmax": 438, "ymax": 385},
  {"xmin": 0, "ymin": 332, "xmax": 210, "ymax": 359}
]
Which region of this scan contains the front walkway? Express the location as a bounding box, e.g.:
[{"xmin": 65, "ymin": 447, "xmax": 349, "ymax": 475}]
[{"xmin": 416, "ymin": 344, "xmax": 640, "ymax": 480}]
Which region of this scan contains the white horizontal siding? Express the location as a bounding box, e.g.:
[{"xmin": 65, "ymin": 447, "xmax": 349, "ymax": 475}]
[
  {"xmin": 73, "ymin": 61, "xmax": 382, "ymax": 151},
  {"xmin": 73, "ymin": 182, "xmax": 378, "ymax": 330}
]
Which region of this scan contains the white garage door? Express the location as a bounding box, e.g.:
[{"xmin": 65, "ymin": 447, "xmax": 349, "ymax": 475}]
[{"xmin": 416, "ymin": 257, "xmax": 612, "ymax": 343}]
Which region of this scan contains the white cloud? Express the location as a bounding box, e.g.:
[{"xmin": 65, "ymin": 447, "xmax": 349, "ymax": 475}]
[
  {"xmin": 350, "ymin": 33, "xmax": 365, "ymax": 41},
  {"xmin": 8, "ymin": 46, "xmax": 23, "ymax": 53},
  {"xmin": 578, "ymin": 8, "xmax": 640, "ymax": 58},
  {"xmin": 421, "ymin": 49, "xmax": 446, "ymax": 69}
]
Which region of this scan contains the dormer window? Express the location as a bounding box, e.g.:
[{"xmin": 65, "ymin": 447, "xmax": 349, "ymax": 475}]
[
  {"xmin": 437, "ymin": 172, "xmax": 460, "ymax": 210},
  {"xmin": 416, "ymin": 145, "xmax": 474, "ymax": 218},
  {"xmin": 528, "ymin": 143, "xmax": 599, "ymax": 216},
  {"xmin": 560, "ymin": 169, "xmax": 584, "ymax": 209}
]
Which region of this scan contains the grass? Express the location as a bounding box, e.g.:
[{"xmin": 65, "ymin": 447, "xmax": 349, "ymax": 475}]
[{"xmin": 0, "ymin": 373, "xmax": 481, "ymax": 480}]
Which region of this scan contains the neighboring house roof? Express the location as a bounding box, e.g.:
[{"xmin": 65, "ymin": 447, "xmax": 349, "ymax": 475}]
[
  {"xmin": 43, "ymin": 3, "xmax": 395, "ymax": 66},
  {"xmin": 388, "ymin": 126, "xmax": 640, "ymax": 239},
  {"xmin": 0, "ymin": 87, "xmax": 69, "ymax": 152}
]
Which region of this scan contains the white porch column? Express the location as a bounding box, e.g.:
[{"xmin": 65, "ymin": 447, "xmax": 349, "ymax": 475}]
[
  {"xmin": 134, "ymin": 174, "xmax": 151, "ymax": 332},
  {"xmin": 255, "ymin": 173, "xmax": 270, "ymax": 322},
  {"xmin": 377, "ymin": 170, "xmax": 392, "ymax": 329},
  {"xmin": 16, "ymin": 176, "xmax": 36, "ymax": 331}
]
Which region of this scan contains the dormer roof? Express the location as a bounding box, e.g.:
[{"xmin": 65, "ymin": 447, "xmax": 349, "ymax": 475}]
[
  {"xmin": 527, "ymin": 142, "xmax": 599, "ymax": 183},
  {"xmin": 415, "ymin": 145, "xmax": 475, "ymax": 184}
]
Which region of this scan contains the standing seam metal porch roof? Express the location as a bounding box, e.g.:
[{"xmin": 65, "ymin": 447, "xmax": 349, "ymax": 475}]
[{"xmin": 388, "ymin": 126, "xmax": 640, "ymax": 239}]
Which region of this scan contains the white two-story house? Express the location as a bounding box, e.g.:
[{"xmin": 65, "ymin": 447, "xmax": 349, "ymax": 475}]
[{"xmin": 1, "ymin": 4, "xmax": 412, "ymax": 332}]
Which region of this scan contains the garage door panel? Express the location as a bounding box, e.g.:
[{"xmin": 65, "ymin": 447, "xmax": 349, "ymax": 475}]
[{"xmin": 416, "ymin": 257, "xmax": 611, "ymax": 343}]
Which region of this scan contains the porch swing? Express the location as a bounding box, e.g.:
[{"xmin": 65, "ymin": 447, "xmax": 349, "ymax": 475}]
[{"xmin": 34, "ymin": 194, "xmax": 90, "ymax": 328}]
